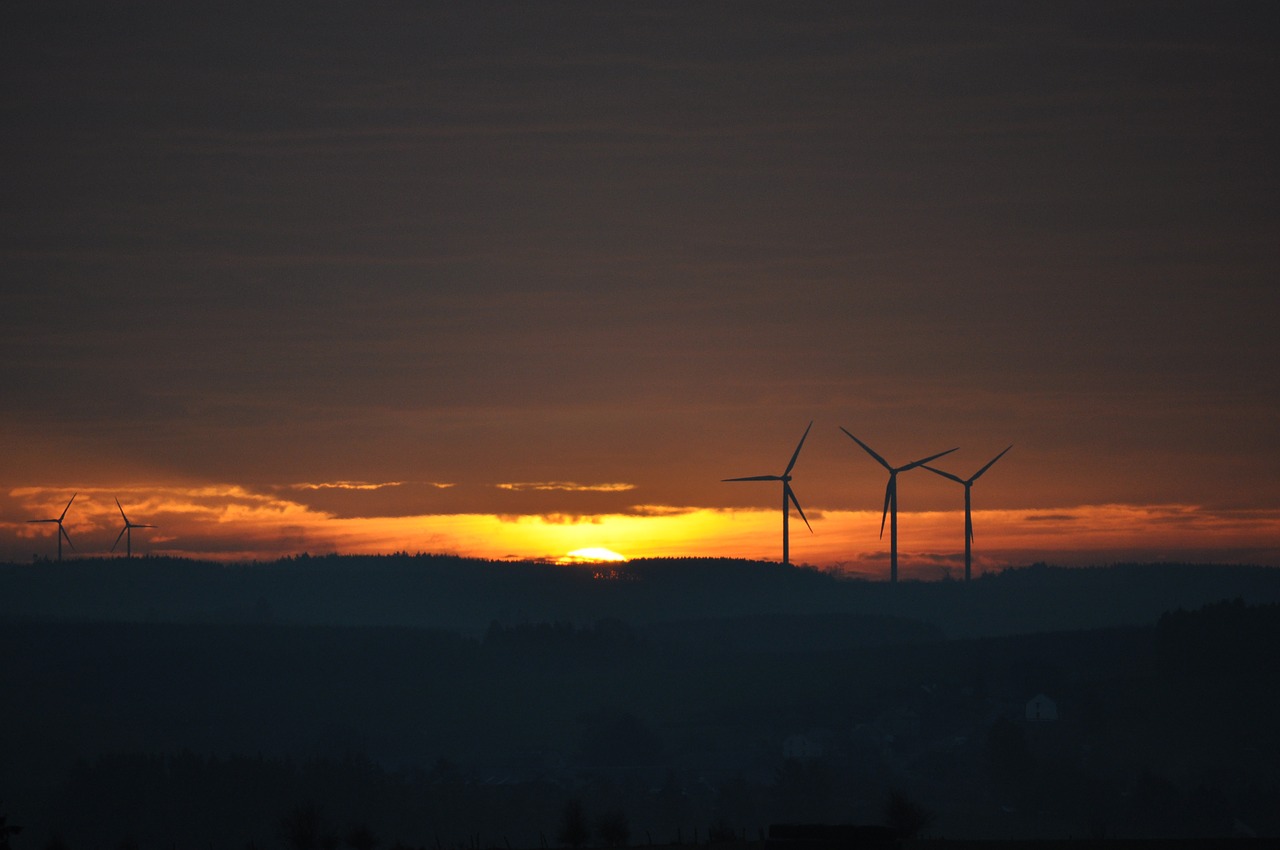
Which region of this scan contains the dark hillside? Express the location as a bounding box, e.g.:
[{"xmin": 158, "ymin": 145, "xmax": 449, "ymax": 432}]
[
  {"xmin": 2, "ymin": 600, "xmax": 1278, "ymax": 845},
  {"xmin": 3, "ymin": 562, "xmax": 1279, "ymax": 845},
  {"xmin": 3, "ymin": 556, "xmax": 1279, "ymax": 638}
]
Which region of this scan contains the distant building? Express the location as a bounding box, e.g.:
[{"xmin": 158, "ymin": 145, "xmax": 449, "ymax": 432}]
[
  {"xmin": 1025, "ymin": 693, "xmax": 1058, "ymax": 722},
  {"xmin": 783, "ymin": 731, "xmax": 829, "ymax": 761}
]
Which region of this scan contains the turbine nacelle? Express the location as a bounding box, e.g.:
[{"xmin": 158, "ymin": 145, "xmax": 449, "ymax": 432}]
[
  {"xmin": 112, "ymin": 497, "xmax": 157, "ymax": 557},
  {"xmin": 840, "ymin": 430, "xmax": 958, "ymax": 582},
  {"xmin": 922, "ymin": 445, "xmax": 1012, "ymax": 580},
  {"xmin": 923, "ymin": 444, "xmax": 1012, "ymax": 488},
  {"xmin": 722, "ymin": 421, "xmax": 814, "ymax": 564},
  {"xmin": 27, "ymin": 493, "xmax": 77, "ymax": 560}
]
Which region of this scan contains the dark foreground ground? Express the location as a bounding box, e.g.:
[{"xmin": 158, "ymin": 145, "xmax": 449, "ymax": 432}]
[{"xmin": 1, "ymin": 558, "xmax": 1277, "ymax": 848}]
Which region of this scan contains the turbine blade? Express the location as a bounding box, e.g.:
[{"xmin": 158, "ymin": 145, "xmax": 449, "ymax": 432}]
[
  {"xmin": 880, "ymin": 480, "xmax": 893, "ymax": 538},
  {"xmin": 116, "ymin": 497, "xmax": 129, "ymax": 522},
  {"xmin": 839, "ymin": 428, "xmax": 891, "ymax": 470},
  {"xmin": 921, "ymin": 464, "xmax": 965, "ymax": 485},
  {"xmin": 28, "ymin": 519, "xmax": 56, "ymax": 524},
  {"xmin": 970, "ymin": 445, "xmax": 1013, "ymax": 482},
  {"xmin": 786, "ymin": 485, "xmax": 813, "ymax": 533},
  {"xmin": 112, "ymin": 526, "xmax": 128, "ymax": 552},
  {"xmin": 967, "ymin": 512, "xmax": 975, "ymax": 544},
  {"xmin": 783, "ymin": 421, "xmax": 813, "ymax": 476},
  {"xmin": 60, "ymin": 525, "xmax": 75, "ymax": 550},
  {"xmin": 59, "ymin": 493, "xmax": 77, "ymax": 521},
  {"xmin": 901, "ymin": 447, "xmax": 959, "ymax": 472},
  {"xmin": 723, "ymin": 475, "xmax": 782, "ymax": 482}
]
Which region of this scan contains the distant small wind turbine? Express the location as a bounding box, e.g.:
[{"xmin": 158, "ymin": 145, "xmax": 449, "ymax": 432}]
[
  {"xmin": 840, "ymin": 429, "xmax": 957, "ymax": 583},
  {"xmin": 924, "ymin": 446, "xmax": 1012, "ymax": 582},
  {"xmin": 111, "ymin": 497, "xmax": 156, "ymax": 558},
  {"xmin": 27, "ymin": 493, "xmax": 77, "ymax": 561},
  {"xmin": 723, "ymin": 421, "xmax": 813, "ymax": 566}
]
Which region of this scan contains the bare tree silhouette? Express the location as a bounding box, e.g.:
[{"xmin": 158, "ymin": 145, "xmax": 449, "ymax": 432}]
[
  {"xmin": 595, "ymin": 810, "xmax": 630, "ymax": 848},
  {"xmin": 557, "ymin": 799, "xmax": 589, "ymax": 849},
  {"xmin": 883, "ymin": 789, "xmax": 933, "ymax": 839},
  {"xmin": 0, "ymin": 801, "xmax": 22, "ymax": 850},
  {"xmin": 282, "ymin": 803, "xmax": 336, "ymax": 850},
  {"xmin": 345, "ymin": 823, "xmax": 379, "ymax": 850}
]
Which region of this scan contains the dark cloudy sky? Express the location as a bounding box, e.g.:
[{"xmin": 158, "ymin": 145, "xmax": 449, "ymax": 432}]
[{"xmin": 3, "ymin": 2, "xmax": 1278, "ymax": 572}]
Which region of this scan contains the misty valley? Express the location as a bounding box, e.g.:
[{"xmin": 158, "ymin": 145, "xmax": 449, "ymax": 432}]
[{"xmin": 2, "ymin": 557, "xmax": 1278, "ymax": 848}]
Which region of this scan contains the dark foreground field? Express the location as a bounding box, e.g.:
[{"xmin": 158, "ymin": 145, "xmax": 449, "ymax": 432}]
[{"xmin": 1, "ymin": 557, "xmax": 1278, "ymax": 848}]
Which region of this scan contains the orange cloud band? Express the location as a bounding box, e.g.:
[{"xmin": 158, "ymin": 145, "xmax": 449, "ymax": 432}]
[{"xmin": 5, "ymin": 486, "xmax": 1279, "ymax": 572}]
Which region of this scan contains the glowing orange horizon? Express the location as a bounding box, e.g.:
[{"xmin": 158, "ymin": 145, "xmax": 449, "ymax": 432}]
[
  {"xmin": 558, "ymin": 547, "xmax": 628, "ymax": 564},
  {"xmin": 5, "ymin": 485, "xmax": 1280, "ymax": 575}
]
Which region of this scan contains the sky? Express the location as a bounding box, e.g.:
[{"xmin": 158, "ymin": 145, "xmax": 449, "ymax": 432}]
[{"xmin": 2, "ymin": 2, "xmax": 1279, "ymax": 576}]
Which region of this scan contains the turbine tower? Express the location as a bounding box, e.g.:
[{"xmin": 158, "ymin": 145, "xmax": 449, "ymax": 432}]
[
  {"xmin": 839, "ymin": 429, "xmax": 957, "ymax": 583},
  {"xmin": 111, "ymin": 497, "xmax": 156, "ymax": 558},
  {"xmin": 924, "ymin": 445, "xmax": 1012, "ymax": 582},
  {"xmin": 27, "ymin": 493, "xmax": 77, "ymax": 561},
  {"xmin": 723, "ymin": 421, "xmax": 813, "ymax": 566}
]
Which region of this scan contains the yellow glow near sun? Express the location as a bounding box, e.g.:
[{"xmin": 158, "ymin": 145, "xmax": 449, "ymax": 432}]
[
  {"xmin": 12, "ymin": 485, "xmax": 1280, "ymax": 573},
  {"xmin": 560, "ymin": 547, "xmax": 628, "ymax": 563}
]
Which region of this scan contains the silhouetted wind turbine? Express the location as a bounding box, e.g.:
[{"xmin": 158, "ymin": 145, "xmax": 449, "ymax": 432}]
[
  {"xmin": 27, "ymin": 493, "xmax": 77, "ymax": 561},
  {"xmin": 924, "ymin": 445, "xmax": 1011, "ymax": 582},
  {"xmin": 839, "ymin": 429, "xmax": 957, "ymax": 583},
  {"xmin": 111, "ymin": 497, "xmax": 156, "ymax": 558},
  {"xmin": 723, "ymin": 421, "xmax": 813, "ymax": 566}
]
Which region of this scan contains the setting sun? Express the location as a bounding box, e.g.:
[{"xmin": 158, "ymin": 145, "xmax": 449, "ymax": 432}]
[{"xmin": 559, "ymin": 547, "xmax": 628, "ymax": 564}]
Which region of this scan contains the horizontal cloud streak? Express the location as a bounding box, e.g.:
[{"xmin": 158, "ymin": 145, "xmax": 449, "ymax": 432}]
[
  {"xmin": 495, "ymin": 482, "xmax": 636, "ymax": 493},
  {"xmin": 4, "ymin": 486, "xmax": 1279, "ymax": 573},
  {"xmin": 289, "ymin": 481, "xmax": 412, "ymax": 491}
]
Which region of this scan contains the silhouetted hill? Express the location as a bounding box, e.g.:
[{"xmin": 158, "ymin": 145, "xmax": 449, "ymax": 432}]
[
  {"xmin": 2, "ymin": 556, "xmax": 1278, "ymax": 638},
  {"xmin": 645, "ymin": 611, "xmax": 943, "ymax": 653},
  {"xmin": 892, "ymin": 561, "xmax": 1280, "ymax": 637}
]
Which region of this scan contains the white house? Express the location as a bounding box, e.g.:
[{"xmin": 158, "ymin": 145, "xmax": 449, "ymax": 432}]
[{"xmin": 1025, "ymin": 693, "xmax": 1059, "ymax": 722}]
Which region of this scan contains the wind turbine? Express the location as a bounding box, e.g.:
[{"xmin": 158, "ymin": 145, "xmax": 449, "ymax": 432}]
[
  {"xmin": 111, "ymin": 497, "xmax": 156, "ymax": 558},
  {"xmin": 27, "ymin": 493, "xmax": 77, "ymax": 561},
  {"xmin": 723, "ymin": 421, "xmax": 813, "ymax": 566},
  {"xmin": 924, "ymin": 446, "xmax": 1012, "ymax": 582},
  {"xmin": 839, "ymin": 429, "xmax": 957, "ymax": 583}
]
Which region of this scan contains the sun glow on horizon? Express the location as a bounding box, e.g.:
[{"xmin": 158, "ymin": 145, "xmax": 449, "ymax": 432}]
[
  {"xmin": 559, "ymin": 547, "xmax": 628, "ymax": 564},
  {"xmin": 5, "ymin": 485, "xmax": 1280, "ymax": 572}
]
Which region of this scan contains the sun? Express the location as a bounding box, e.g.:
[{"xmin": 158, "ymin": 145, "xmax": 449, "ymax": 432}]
[{"xmin": 559, "ymin": 547, "xmax": 628, "ymax": 564}]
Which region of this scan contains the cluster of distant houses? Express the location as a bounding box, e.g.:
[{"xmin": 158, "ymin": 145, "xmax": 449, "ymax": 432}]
[
  {"xmin": 783, "ymin": 692, "xmax": 1059, "ymax": 764},
  {"xmin": 469, "ymin": 690, "xmax": 1064, "ymax": 799}
]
